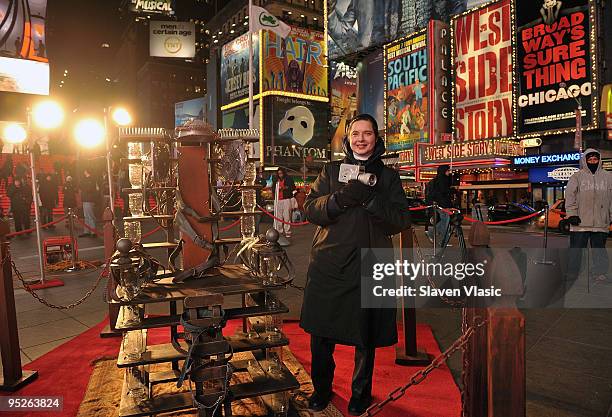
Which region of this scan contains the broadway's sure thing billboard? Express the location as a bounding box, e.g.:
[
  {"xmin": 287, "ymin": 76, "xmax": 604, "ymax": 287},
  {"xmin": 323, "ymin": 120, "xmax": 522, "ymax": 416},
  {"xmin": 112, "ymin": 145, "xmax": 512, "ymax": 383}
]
[
  {"xmin": 263, "ymin": 96, "xmax": 328, "ymax": 167},
  {"xmin": 262, "ymin": 27, "xmax": 328, "ymax": 98},
  {"xmin": 385, "ymin": 31, "xmax": 429, "ymax": 151},
  {"xmin": 150, "ymin": 21, "xmax": 195, "ymax": 58},
  {"xmin": 327, "ymin": 0, "xmax": 467, "ymax": 60},
  {"xmin": 220, "ymin": 33, "xmax": 260, "ymax": 106},
  {"xmin": 330, "ymin": 62, "xmax": 358, "ymax": 161},
  {"xmin": 515, "ymin": 0, "xmax": 596, "ymax": 135},
  {"xmin": 453, "ymin": 0, "xmax": 513, "ymax": 140}
]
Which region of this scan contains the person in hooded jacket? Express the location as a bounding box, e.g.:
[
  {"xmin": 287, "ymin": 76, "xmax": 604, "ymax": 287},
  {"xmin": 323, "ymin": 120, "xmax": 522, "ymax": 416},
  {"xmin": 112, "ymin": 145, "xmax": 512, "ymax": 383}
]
[
  {"xmin": 425, "ymin": 164, "xmax": 453, "ymax": 247},
  {"xmin": 300, "ymin": 114, "xmax": 411, "ymax": 415},
  {"xmin": 565, "ymin": 148, "xmax": 612, "ymax": 283}
]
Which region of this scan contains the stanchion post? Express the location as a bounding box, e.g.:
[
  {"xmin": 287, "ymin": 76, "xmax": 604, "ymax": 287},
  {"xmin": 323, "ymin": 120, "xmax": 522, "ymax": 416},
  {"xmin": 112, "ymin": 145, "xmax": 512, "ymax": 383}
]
[
  {"xmin": 487, "ymin": 308, "xmax": 525, "ymax": 417},
  {"xmin": 536, "ymin": 205, "xmax": 554, "ymax": 265},
  {"xmin": 100, "ymin": 207, "xmax": 121, "ymax": 338},
  {"xmin": 0, "ymin": 219, "xmax": 38, "ymax": 390},
  {"xmin": 65, "ymin": 208, "xmax": 78, "ymax": 272},
  {"xmin": 432, "ymin": 202, "xmax": 438, "ymax": 255},
  {"xmin": 395, "ymin": 227, "xmax": 431, "ymax": 366}
]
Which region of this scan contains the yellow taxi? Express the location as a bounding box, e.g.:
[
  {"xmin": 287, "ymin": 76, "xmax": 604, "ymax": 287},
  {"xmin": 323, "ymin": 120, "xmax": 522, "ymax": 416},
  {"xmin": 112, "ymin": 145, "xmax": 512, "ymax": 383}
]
[{"xmin": 536, "ymin": 199, "xmax": 612, "ymax": 234}]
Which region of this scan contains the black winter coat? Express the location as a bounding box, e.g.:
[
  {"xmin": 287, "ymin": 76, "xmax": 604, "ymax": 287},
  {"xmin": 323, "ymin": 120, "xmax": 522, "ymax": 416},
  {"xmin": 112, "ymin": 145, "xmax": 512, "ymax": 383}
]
[
  {"xmin": 63, "ymin": 183, "xmax": 77, "ymax": 209},
  {"xmin": 272, "ymin": 175, "xmax": 296, "ymax": 200},
  {"xmin": 39, "ymin": 179, "xmax": 58, "ymax": 208},
  {"xmin": 80, "ymin": 176, "xmax": 98, "ymax": 203},
  {"xmin": 300, "ymin": 138, "xmax": 411, "ymax": 348},
  {"xmin": 7, "ymin": 183, "xmax": 32, "ymax": 212},
  {"xmin": 425, "ymin": 166, "xmax": 453, "ymax": 208}
]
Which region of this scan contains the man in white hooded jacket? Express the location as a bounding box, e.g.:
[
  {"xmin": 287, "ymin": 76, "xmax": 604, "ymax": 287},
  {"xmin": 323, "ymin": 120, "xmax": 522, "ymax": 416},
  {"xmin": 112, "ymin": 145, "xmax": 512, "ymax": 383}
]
[{"xmin": 565, "ymin": 148, "xmax": 612, "ymax": 282}]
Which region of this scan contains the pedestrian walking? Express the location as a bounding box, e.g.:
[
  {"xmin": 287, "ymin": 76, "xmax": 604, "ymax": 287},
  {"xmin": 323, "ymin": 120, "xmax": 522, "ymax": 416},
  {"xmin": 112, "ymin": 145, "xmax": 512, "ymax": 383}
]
[
  {"xmin": 301, "ymin": 114, "xmax": 411, "ymax": 415},
  {"xmin": 565, "ymin": 148, "xmax": 612, "ymax": 284},
  {"xmin": 7, "ymin": 178, "xmax": 32, "ymax": 234},
  {"xmin": 272, "ymin": 167, "xmax": 296, "ymax": 239},
  {"xmin": 79, "ymin": 169, "xmax": 99, "ymax": 237},
  {"xmin": 425, "ymin": 164, "xmax": 453, "ymax": 247}
]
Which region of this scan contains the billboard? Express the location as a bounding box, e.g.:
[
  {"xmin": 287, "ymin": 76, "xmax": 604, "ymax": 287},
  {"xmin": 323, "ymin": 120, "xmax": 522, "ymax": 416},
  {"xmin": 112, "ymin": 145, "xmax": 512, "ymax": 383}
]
[
  {"xmin": 263, "ymin": 96, "xmax": 328, "ymax": 166},
  {"xmin": 220, "ymin": 33, "xmax": 260, "ymax": 106},
  {"xmin": 129, "ymin": 0, "xmax": 174, "ymax": 15},
  {"xmin": 0, "ymin": 56, "xmax": 48, "ymax": 95},
  {"xmin": 330, "ymin": 62, "xmax": 358, "ymax": 160},
  {"xmin": 327, "ymin": 0, "xmax": 467, "ymax": 60},
  {"xmin": 262, "ymin": 27, "xmax": 328, "ymax": 98},
  {"xmin": 150, "ymin": 21, "xmax": 195, "ymax": 58},
  {"xmin": 419, "ymin": 138, "xmax": 522, "ymax": 165},
  {"xmin": 175, "ymin": 97, "xmax": 205, "ymax": 128},
  {"xmin": 385, "ymin": 31, "xmax": 429, "ymax": 151},
  {"xmin": 358, "ymin": 49, "xmax": 385, "ymax": 133},
  {"xmin": 515, "ymin": 0, "xmax": 597, "ymax": 136},
  {"xmin": 0, "ymin": 0, "xmax": 48, "ymax": 62},
  {"xmin": 453, "ymin": 0, "xmax": 513, "ymax": 141}
]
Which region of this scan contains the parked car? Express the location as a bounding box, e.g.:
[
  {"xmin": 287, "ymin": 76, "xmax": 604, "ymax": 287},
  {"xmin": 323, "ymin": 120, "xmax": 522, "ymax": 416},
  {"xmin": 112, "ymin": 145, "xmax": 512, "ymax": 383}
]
[
  {"xmin": 488, "ymin": 203, "xmax": 536, "ymax": 224},
  {"xmin": 535, "ymin": 199, "xmax": 612, "ymax": 234}
]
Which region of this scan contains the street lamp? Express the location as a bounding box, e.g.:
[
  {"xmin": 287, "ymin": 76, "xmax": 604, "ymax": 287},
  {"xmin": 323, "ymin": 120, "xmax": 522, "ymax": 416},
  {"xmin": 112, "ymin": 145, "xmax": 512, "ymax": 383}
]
[
  {"xmin": 28, "ymin": 99, "xmax": 64, "ymax": 284},
  {"xmin": 74, "ymin": 118, "xmax": 105, "ymax": 148},
  {"xmin": 2, "ymin": 123, "xmax": 27, "ymax": 144}
]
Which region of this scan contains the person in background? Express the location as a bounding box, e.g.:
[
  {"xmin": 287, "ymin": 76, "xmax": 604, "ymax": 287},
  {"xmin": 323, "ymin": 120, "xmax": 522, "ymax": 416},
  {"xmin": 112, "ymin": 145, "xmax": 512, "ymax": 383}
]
[
  {"xmin": 301, "ymin": 114, "xmax": 411, "ymax": 415},
  {"xmin": 7, "ymin": 178, "xmax": 32, "ymax": 235},
  {"xmin": 62, "ymin": 176, "xmax": 77, "ymax": 215},
  {"xmin": 79, "ymin": 169, "xmax": 99, "ymax": 237},
  {"xmin": 272, "ymin": 167, "xmax": 296, "ymax": 239},
  {"xmin": 565, "ymin": 148, "xmax": 612, "ymax": 284},
  {"xmin": 425, "ymin": 164, "xmax": 453, "ymax": 247},
  {"xmin": 255, "ymin": 168, "xmax": 267, "ymax": 234},
  {"xmin": 39, "ymin": 173, "xmax": 58, "ymax": 228}
]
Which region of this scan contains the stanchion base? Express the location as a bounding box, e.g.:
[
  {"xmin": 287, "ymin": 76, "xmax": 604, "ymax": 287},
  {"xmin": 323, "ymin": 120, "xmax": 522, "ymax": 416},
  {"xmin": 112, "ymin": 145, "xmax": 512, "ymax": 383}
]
[
  {"xmin": 395, "ymin": 346, "xmax": 432, "ymax": 366},
  {"xmin": 99, "ymin": 324, "xmax": 123, "ymax": 339},
  {"xmin": 0, "ymin": 370, "xmax": 38, "ymax": 391},
  {"xmin": 26, "ymin": 279, "xmax": 64, "ymax": 290}
]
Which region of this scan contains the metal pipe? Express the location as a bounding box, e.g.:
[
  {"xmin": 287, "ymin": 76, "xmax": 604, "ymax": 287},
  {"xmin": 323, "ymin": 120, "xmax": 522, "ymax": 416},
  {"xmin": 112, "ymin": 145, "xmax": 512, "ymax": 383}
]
[
  {"xmin": 27, "ymin": 110, "xmax": 45, "ymax": 284},
  {"xmin": 65, "ymin": 208, "xmax": 78, "ymax": 272}
]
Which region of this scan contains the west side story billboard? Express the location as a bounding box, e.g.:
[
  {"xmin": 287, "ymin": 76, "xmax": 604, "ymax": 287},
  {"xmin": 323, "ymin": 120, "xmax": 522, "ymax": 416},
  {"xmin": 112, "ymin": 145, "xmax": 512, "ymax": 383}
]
[
  {"xmin": 220, "ymin": 33, "xmax": 260, "ymax": 106},
  {"xmin": 452, "ymin": 0, "xmax": 513, "ymax": 141},
  {"xmin": 515, "ymin": 0, "xmax": 597, "ymax": 136}
]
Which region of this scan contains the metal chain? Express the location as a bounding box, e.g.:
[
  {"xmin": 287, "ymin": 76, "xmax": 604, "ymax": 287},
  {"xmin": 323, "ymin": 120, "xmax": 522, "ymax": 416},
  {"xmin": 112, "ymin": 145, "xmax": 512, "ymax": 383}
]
[
  {"xmin": 10, "ymin": 256, "xmax": 109, "ymax": 310},
  {"xmin": 460, "ymin": 308, "xmax": 470, "ymax": 417},
  {"xmin": 360, "ymin": 316, "xmax": 487, "ymax": 417}
]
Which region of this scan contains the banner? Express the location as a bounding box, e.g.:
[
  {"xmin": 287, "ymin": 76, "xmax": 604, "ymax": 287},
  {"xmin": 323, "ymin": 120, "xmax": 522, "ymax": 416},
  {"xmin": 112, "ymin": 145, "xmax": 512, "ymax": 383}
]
[
  {"xmin": 358, "ymin": 49, "xmax": 385, "ymax": 133},
  {"xmin": 330, "ymin": 62, "xmax": 358, "ymax": 160},
  {"xmin": 262, "ymin": 27, "xmax": 327, "ymax": 98},
  {"xmin": 327, "ymin": 0, "xmax": 466, "ymax": 60},
  {"xmin": 263, "ymin": 96, "xmax": 328, "ymax": 166},
  {"xmin": 0, "ymin": 0, "xmax": 48, "ymax": 62},
  {"xmin": 129, "ymin": 0, "xmax": 174, "ymax": 15},
  {"xmin": 430, "ymin": 20, "xmax": 452, "ymax": 145},
  {"xmin": 175, "ymin": 97, "xmax": 205, "ymax": 128},
  {"xmin": 220, "ymin": 33, "xmax": 260, "ymax": 106},
  {"xmin": 515, "ymin": 0, "xmax": 595, "ymax": 135},
  {"xmin": 150, "ymin": 21, "xmax": 195, "ymax": 58},
  {"xmin": 453, "ymin": 0, "xmax": 513, "ymax": 140},
  {"xmin": 385, "ymin": 32, "xmax": 429, "ymax": 151},
  {"xmin": 419, "ymin": 139, "xmax": 522, "ymax": 164}
]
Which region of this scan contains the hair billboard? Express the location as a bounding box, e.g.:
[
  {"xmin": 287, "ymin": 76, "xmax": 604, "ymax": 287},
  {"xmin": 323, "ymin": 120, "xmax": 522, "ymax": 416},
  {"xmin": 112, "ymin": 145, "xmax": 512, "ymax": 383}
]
[
  {"xmin": 515, "ymin": 0, "xmax": 597, "ymax": 136},
  {"xmin": 452, "ymin": 0, "xmax": 513, "ymax": 141}
]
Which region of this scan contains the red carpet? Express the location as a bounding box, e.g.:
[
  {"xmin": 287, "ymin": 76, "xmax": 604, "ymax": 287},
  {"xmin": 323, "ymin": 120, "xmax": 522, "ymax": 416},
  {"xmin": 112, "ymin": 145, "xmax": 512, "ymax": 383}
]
[{"xmin": 0, "ymin": 319, "xmax": 460, "ymax": 417}]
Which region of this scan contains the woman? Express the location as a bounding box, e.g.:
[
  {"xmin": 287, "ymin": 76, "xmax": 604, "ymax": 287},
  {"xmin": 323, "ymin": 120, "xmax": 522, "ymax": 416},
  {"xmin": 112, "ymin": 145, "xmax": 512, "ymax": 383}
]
[{"xmin": 300, "ymin": 114, "xmax": 411, "ymax": 415}]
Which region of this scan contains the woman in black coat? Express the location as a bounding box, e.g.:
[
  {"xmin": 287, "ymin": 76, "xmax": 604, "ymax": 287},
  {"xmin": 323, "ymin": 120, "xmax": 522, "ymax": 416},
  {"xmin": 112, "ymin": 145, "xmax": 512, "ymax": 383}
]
[{"xmin": 300, "ymin": 114, "xmax": 411, "ymax": 415}]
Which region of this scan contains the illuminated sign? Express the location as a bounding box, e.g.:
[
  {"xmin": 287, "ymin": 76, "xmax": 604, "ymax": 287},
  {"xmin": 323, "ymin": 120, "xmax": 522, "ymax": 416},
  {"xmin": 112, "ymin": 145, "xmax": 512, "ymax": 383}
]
[
  {"xmin": 519, "ymin": 138, "xmax": 542, "ymax": 148},
  {"xmin": 419, "ymin": 139, "xmax": 522, "ymax": 164},
  {"xmin": 131, "ymin": 0, "xmax": 174, "ymax": 15},
  {"xmin": 513, "ymin": 152, "xmax": 580, "ymax": 166},
  {"xmin": 529, "ymin": 165, "xmax": 579, "ymax": 182},
  {"xmin": 398, "ymin": 149, "xmax": 415, "ymax": 165},
  {"xmin": 515, "ymin": 0, "xmax": 597, "ymax": 136},
  {"xmin": 0, "ymin": 57, "xmax": 49, "ymax": 95},
  {"xmin": 452, "ymin": 0, "xmax": 514, "ymax": 140},
  {"xmin": 220, "ymin": 33, "xmax": 260, "ymax": 106},
  {"xmin": 150, "ymin": 21, "xmax": 195, "ymax": 58}
]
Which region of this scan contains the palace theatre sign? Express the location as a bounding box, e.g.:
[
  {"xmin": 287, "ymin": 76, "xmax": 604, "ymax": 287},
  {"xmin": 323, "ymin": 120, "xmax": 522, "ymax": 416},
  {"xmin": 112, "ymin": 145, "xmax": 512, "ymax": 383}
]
[{"xmin": 419, "ymin": 139, "xmax": 523, "ymax": 165}]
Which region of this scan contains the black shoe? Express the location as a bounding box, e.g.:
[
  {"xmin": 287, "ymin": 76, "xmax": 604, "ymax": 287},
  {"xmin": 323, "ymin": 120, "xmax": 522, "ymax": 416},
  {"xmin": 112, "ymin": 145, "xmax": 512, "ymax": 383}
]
[
  {"xmin": 308, "ymin": 391, "xmax": 332, "ymax": 412},
  {"xmin": 348, "ymin": 396, "xmax": 372, "ymax": 416}
]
